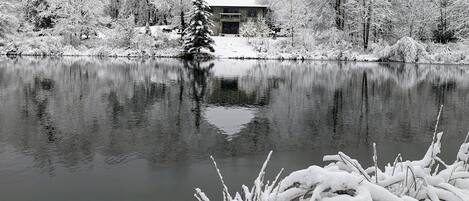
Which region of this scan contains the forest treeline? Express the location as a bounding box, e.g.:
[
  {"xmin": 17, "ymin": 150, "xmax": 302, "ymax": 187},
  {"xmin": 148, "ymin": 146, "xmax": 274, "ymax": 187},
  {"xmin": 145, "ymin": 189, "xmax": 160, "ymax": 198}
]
[{"xmin": 0, "ymin": 0, "xmax": 468, "ymax": 62}]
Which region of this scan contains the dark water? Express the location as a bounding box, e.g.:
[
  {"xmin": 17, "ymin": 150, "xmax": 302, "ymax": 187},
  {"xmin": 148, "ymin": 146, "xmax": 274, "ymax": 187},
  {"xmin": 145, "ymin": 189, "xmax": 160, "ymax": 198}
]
[{"xmin": 0, "ymin": 57, "xmax": 469, "ymax": 201}]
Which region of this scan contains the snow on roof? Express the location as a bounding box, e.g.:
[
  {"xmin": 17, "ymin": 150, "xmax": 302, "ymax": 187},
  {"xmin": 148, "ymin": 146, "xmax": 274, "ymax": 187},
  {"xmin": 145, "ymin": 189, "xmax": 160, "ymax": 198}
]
[{"xmin": 206, "ymin": 0, "xmax": 268, "ymax": 8}]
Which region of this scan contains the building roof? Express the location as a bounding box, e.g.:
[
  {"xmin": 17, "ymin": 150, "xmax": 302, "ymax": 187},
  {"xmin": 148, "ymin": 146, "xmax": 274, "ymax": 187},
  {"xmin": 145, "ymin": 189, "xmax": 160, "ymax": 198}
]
[{"xmin": 206, "ymin": 0, "xmax": 268, "ymax": 8}]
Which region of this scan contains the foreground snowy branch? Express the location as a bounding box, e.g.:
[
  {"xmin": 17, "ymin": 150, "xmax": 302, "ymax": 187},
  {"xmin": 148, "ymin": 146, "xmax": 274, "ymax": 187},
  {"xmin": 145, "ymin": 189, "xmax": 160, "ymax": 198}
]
[{"xmin": 196, "ymin": 106, "xmax": 469, "ymax": 201}]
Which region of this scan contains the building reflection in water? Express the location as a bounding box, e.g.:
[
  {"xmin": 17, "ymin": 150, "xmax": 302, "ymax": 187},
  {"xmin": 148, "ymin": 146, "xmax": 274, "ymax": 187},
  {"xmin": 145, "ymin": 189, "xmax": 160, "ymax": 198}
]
[{"xmin": 205, "ymin": 106, "xmax": 256, "ymax": 140}]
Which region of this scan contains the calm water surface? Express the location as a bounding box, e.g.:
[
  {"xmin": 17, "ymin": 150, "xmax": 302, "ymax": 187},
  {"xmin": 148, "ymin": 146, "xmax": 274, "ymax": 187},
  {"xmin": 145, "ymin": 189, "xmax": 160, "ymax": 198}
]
[{"xmin": 0, "ymin": 57, "xmax": 469, "ymax": 201}]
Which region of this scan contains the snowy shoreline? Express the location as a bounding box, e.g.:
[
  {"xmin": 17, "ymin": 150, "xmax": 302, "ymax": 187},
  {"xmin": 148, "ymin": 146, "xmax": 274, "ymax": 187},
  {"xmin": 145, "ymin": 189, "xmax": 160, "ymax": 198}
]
[
  {"xmin": 2, "ymin": 36, "xmax": 468, "ymax": 65},
  {"xmin": 2, "ymin": 52, "xmax": 468, "ymax": 65}
]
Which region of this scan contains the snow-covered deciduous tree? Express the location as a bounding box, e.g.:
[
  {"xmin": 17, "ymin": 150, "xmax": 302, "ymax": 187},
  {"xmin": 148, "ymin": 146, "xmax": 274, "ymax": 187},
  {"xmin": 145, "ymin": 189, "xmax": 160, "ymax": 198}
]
[
  {"xmin": 44, "ymin": 0, "xmax": 107, "ymax": 46},
  {"xmin": 117, "ymin": 0, "xmax": 190, "ymax": 28},
  {"xmin": 369, "ymin": 0, "xmax": 394, "ymax": 42},
  {"xmin": 432, "ymin": 0, "xmax": 469, "ymax": 43},
  {"xmin": 393, "ymin": 0, "xmax": 436, "ymax": 41},
  {"xmin": 308, "ymin": 0, "xmax": 336, "ymax": 32},
  {"xmin": 341, "ymin": 0, "xmax": 395, "ymax": 49},
  {"xmin": 0, "ymin": 1, "xmax": 20, "ymax": 38},
  {"xmin": 150, "ymin": 0, "xmax": 172, "ymax": 25},
  {"xmin": 271, "ymin": 0, "xmax": 311, "ymax": 46},
  {"xmin": 169, "ymin": 0, "xmax": 191, "ymax": 34},
  {"xmin": 22, "ymin": 0, "xmax": 56, "ymax": 29},
  {"xmin": 240, "ymin": 17, "xmax": 270, "ymax": 38},
  {"xmin": 104, "ymin": 0, "xmax": 122, "ymax": 19},
  {"xmin": 183, "ymin": 0, "xmax": 214, "ymax": 54},
  {"xmin": 240, "ymin": 19, "xmax": 257, "ymax": 38},
  {"xmin": 449, "ymin": 0, "xmax": 469, "ymax": 39}
]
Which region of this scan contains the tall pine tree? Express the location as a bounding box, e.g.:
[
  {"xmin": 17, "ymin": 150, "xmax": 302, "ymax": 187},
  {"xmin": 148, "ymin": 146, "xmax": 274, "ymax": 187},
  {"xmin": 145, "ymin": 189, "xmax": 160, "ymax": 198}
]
[{"xmin": 183, "ymin": 0, "xmax": 214, "ymax": 54}]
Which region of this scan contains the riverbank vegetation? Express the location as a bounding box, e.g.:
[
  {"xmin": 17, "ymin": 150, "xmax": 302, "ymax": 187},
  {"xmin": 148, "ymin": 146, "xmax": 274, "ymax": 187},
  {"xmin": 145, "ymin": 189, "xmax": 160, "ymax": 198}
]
[
  {"xmin": 0, "ymin": 0, "xmax": 468, "ymax": 64},
  {"xmin": 0, "ymin": 0, "xmax": 183, "ymax": 57}
]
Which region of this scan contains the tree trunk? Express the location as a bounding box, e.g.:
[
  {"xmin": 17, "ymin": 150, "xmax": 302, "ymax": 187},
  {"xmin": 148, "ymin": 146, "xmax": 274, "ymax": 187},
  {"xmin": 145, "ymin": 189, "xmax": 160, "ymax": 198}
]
[
  {"xmin": 409, "ymin": 19, "xmax": 414, "ymax": 38},
  {"xmin": 363, "ymin": 0, "xmax": 372, "ymax": 50},
  {"xmin": 180, "ymin": 9, "xmax": 186, "ymax": 40},
  {"xmin": 335, "ymin": 0, "xmax": 344, "ymax": 30},
  {"xmin": 290, "ymin": 0, "xmax": 294, "ymax": 46}
]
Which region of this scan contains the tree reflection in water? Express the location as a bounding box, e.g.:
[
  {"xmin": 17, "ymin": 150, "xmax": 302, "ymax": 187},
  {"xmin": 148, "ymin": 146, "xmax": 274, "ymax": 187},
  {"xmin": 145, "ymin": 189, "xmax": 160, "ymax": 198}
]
[{"xmin": 0, "ymin": 57, "xmax": 468, "ymax": 173}]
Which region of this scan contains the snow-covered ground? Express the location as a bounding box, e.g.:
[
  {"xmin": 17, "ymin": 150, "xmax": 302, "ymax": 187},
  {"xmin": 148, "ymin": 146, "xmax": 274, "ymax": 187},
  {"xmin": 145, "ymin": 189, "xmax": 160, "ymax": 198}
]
[{"xmin": 212, "ymin": 36, "xmax": 261, "ymax": 59}]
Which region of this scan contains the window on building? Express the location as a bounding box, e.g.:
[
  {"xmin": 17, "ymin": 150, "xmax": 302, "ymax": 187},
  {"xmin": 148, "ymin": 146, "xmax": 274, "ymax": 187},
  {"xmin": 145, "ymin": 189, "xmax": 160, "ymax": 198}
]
[
  {"xmin": 247, "ymin": 9, "xmax": 257, "ymax": 17},
  {"xmin": 223, "ymin": 7, "xmax": 239, "ymax": 13}
]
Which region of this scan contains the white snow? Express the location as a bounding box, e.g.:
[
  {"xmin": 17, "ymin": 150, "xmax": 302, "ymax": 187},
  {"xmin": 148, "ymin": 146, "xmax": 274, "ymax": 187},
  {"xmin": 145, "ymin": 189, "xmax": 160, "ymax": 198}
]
[
  {"xmin": 206, "ymin": 0, "xmax": 267, "ymax": 7},
  {"xmin": 212, "ymin": 36, "xmax": 260, "ymax": 59}
]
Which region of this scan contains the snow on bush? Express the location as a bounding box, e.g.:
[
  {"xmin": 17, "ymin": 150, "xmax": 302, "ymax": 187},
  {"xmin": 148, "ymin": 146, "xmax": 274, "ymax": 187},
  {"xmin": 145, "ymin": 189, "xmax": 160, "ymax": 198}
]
[
  {"xmin": 377, "ymin": 37, "xmax": 429, "ymax": 63},
  {"xmin": 426, "ymin": 40, "xmax": 469, "ymax": 64},
  {"xmin": 196, "ymin": 106, "xmax": 469, "ymax": 201},
  {"xmin": 240, "ymin": 17, "xmax": 270, "ymax": 38},
  {"xmin": 13, "ymin": 36, "xmax": 64, "ymax": 56},
  {"xmin": 106, "ymin": 19, "xmax": 136, "ymax": 48}
]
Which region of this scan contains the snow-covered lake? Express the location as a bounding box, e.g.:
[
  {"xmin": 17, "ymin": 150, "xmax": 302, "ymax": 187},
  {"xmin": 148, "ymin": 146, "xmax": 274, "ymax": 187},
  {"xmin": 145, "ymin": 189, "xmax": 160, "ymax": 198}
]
[{"xmin": 0, "ymin": 57, "xmax": 468, "ymax": 201}]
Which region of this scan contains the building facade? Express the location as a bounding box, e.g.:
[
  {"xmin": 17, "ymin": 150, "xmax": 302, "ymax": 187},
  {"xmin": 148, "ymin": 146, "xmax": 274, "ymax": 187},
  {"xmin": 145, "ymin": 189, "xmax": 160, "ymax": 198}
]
[{"xmin": 206, "ymin": 0, "xmax": 268, "ymax": 36}]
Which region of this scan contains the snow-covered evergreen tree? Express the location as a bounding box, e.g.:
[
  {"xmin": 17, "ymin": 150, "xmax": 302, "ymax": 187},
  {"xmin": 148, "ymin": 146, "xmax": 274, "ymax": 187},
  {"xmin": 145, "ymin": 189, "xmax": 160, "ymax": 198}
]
[{"xmin": 183, "ymin": 0, "xmax": 214, "ymax": 54}]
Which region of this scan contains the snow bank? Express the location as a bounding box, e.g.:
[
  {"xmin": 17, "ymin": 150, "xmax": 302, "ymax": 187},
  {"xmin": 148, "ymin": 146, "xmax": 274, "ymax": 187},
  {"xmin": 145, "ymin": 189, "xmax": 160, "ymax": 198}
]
[{"xmin": 196, "ymin": 106, "xmax": 469, "ymax": 201}]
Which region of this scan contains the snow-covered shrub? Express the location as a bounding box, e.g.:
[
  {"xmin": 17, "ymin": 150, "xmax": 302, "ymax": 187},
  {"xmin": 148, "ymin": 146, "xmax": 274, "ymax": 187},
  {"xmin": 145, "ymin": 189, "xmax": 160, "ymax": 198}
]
[
  {"xmin": 15, "ymin": 36, "xmax": 63, "ymax": 56},
  {"xmin": 393, "ymin": 37, "xmax": 429, "ymax": 62},
  {"xmin": 131, "ymin": 34, "xmax": 155, "ymax": 50},
  {"xmin": 131, "ymin": 31, "xmax": 180, "ymax": 51},
  {"xmin": 152, "ymin": 31, "xmax": 180, "ymax": 48},
  {"xmin": 240, "ymin": 20, "xmax": 258, "ymax": 38},
  {"xmin": 107, "ymin": 19, "xmax": 135, "ymax": 48},
  {"xmin": 200, "ymin": 136, "xmax": 469, "ymax": 201},
  {"xmin": 62, "ymin": 45, "xmax": 81, "ymax": 56},
  {"xmin": 372, "ymin": 42, "xmax": 393, "ymax": 61},
  {"xmin": 249, "ymin": 37, "xmax": 271, "ymax": 53},
  {"xmin": 92, "ymin": 46, "xmax": 112, "ymax": 57},
  {"xmin": 197, "ymin": 106, "xmax": 469, "ymax": 201},
  {"xmin": 370, "ymin": 40, "xmax": 389, "ymax": 56},
  {"xmin": 314, "ymin": 28, "xmax": 352, "ymax": 50},
  {"xmin": 61, "ymin": 32, "xmax": 82, "ymax": 47},
  {"xmin": 426, "ymin": 40, "xmax": 469, "ymax": 64},
  {"xmin": 376, "ymin": 37, "xmax": 429, "ymax": 63},
  {"xmin": 240, "ymin": 17, "xmax": 270, "ymax": 38}
]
